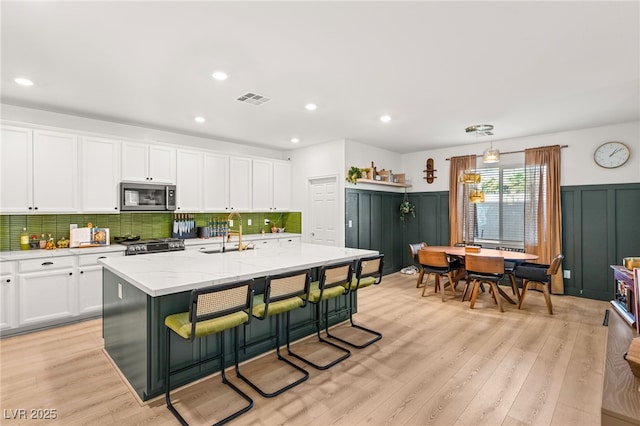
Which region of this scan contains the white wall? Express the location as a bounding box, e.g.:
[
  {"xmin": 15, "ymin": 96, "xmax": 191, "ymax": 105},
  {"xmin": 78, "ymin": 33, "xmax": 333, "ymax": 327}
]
[
  {"xmin": 344, "ymin": 138, "xmax": 407, "ymax": 193},
  {"xmin": 287, "ymin": 139, "xmax": 346, "ymax": 244},
  {"xmin": 403, "ymin": 120, "xmax": 640, "ymax": 192},
  {"xmin": 1, "ymin": 104, "xmax": 284, "ymax": 159}
]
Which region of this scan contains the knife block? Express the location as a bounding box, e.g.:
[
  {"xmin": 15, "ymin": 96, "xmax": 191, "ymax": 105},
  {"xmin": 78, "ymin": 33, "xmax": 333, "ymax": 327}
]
[{"xmin": 172, "ymin": 220, "xmax": 197, "ymax": 239}]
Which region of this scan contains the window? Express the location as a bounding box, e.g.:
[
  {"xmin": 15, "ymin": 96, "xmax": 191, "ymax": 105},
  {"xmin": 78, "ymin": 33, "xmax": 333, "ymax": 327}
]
[{"xmin": 466, "ymin": 165, "xmax": 525, "ymax": 247}]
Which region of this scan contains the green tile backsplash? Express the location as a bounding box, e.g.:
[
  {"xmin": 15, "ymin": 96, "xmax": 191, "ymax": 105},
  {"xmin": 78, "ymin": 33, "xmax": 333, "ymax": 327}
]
[{"xmin": 0, "ymin": 211, "xmax": 302, "ymax": 251}]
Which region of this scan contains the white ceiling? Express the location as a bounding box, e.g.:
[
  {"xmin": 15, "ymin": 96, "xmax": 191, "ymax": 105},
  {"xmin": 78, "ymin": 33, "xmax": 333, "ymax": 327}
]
[{"xmin": 1, "ymin": 1, "xmax": 639, "ymax": 154}]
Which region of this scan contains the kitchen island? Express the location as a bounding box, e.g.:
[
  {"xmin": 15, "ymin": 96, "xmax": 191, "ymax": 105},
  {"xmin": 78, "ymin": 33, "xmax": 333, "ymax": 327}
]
[{"xmin": 99, "ymin": 242, "xmax": 378, "ymax": 401}]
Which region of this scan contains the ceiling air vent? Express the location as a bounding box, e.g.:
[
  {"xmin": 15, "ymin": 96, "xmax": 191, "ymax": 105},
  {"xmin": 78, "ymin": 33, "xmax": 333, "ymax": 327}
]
[{"xmin": 237, "ymin": 92, "xmax": 271, "ymax": 106}]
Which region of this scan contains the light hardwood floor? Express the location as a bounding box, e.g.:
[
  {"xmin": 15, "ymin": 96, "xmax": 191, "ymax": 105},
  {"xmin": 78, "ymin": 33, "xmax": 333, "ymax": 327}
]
[{"xmin": 0, "ymin": 272, "xmax": 610, "ymax": 425}]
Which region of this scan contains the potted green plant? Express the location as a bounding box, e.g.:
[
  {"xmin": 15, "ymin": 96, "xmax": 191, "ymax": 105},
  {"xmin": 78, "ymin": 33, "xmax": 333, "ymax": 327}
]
[
  {"xmin": 346, "ymin": 166, "xmax": 361, "ymax": 184},
  {"xmin": 399, "ymin": 195, "xmax": 416, "ymax": 222}
]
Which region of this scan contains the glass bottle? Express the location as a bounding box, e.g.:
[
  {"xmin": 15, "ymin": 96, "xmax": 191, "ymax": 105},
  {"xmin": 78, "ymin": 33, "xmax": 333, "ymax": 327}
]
[{"xmin": 20, "ymin": 228, "xmax": 29, "ymax": 250}]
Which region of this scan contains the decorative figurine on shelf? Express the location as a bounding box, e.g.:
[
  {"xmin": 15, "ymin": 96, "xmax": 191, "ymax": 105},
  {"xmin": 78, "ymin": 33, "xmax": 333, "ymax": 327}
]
[{"xmin": 399, "ymin": 194, "xmax": 416, "ymax": 222}]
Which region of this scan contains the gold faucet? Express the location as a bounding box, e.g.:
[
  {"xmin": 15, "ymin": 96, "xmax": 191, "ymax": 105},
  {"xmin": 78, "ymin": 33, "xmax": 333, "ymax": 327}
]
[{"xmin": 227, "ymin": 212, "xmax": 244, "ymax": 251}]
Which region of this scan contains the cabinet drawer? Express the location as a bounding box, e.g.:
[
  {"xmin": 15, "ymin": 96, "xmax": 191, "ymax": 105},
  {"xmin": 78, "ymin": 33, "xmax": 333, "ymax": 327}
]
[
  {"xmin": 0, "ymin": 262, "xmax": 15, "ymax": 275},
  {"xmin": 19, "ymin": 257, "xmax": 75, "ymax": 273},
  {"xmin": 78, "ymin": 251, "xmax": 124, "ymax": 266}
]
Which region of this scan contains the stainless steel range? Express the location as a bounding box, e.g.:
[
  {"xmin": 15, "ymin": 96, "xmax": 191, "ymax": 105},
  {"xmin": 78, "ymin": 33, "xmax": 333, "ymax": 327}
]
[{"xmin": 121, "ymin": 238, "xmax": 185, "ymax": 256}]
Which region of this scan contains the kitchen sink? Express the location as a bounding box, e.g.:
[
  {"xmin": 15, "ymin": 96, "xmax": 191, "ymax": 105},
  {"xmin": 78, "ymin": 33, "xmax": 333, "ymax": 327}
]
[{"xmin": 200, "ymin": 245, "xmax": 255, "ymax": 254}]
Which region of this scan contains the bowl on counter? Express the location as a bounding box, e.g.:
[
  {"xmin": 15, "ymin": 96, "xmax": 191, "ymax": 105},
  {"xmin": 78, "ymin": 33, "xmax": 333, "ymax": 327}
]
[{"xmin": 623, "ymin": 257, "xmax": 640, "ymax": 270}]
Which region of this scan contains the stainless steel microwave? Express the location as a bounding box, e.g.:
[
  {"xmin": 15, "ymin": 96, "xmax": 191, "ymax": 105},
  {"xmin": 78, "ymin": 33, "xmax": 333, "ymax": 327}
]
[{"xmin": 119, "ymin": 183, "xmax": 176, "ymax": 211}]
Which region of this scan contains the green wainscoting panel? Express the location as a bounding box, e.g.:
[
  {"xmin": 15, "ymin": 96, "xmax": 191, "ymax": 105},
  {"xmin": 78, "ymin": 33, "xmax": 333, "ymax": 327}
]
[
  {"xmin": 345, "ymin": 188, "xmax": 418, "ymax": 274},
  {"xmin": 561, "ymin": 183, "xmax": 640, "ymax": 301},
  {"xmin": 0, "ymin": 211, "xmax": 302, "ymax": 251}
]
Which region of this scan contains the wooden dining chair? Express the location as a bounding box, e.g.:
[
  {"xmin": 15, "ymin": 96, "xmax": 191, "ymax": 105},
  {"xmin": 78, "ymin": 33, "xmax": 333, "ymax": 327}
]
[
  {"xmin": 464, "ymin": 255, "xmax": 505, "ymax": 312},
  {"xmin": 496, "ymin": 246, "xmax": 525, "ymax": 300},
  {"xmin": 514, "ymin": 254, "xmax": 564, "ymax": 314},
  {"xmin": 408, "ymin": 242, "xmax": 427, "ymax": 287},
  {"xmin": 417, "ymin": 250, "xmax": 461, "ymax": 301}
]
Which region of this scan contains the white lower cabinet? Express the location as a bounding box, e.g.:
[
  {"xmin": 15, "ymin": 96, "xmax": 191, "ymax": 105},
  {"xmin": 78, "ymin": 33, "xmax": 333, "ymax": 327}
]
[
  {"xmin": 1, "ymin": 273, "xmax": 16, "ymax": 331},
  {"xmin": 2, "ymin": 250, "xmax": 125, "ymax": 335},
  {"xmin": 77, "ymin": 265, "xmax": 102, "ymax": 315},
  {"xmin": 18, "ymin": 267, "xmax": 75, "ymax": 326},
  {"xmin": 77, "ymin": 251, "xmax": 123, "ymax": 315}
]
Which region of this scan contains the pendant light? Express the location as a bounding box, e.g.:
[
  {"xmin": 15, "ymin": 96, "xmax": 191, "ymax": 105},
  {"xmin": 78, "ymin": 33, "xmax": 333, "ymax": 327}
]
[
  {"xmin": 465, "ymin": 124, "xmax": 500, "ymax": 164},
  {"xmin": 482, "ymin": 134, "xmax": 500, "ymax": 164}
]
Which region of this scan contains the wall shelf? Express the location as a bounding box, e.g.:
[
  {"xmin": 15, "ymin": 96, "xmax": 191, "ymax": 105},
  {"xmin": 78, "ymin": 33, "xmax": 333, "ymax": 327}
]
[{"xmin": 356, "ymin": 178, "xmax": 411, "ymax": 188}]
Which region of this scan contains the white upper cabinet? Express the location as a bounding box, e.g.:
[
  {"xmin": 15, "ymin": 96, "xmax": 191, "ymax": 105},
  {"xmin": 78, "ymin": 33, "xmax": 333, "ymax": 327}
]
[
  {"xmin": 229, "ymin": 157, "xmax": 252, "ymax": 211},
  {"xmin": 203, "ymin": 153, "xmax": 229, "ymax": 212},
  {"xmin": 176, "ymin": 149, "xmax": 203, "ymax": 212},
  {"xmin": 0, "ymin": 126, "xmax": 33, "ymax": 213},
  {"xmin": 32, "ymin": 130, "xmax": 79, "ymax": 213},
  {"xmin": 252, "ymin": 160, "xmax": 291, "ymax": 211},
  {"xmin": 121, "ymin": 141, "xmax": 176, "ymax": 183},
  {"xmin": 252, "ymin": 159, "xmax": 274, "ymax": 211},
  {"xmin": 80, "ymin": 136, "xmax": 121, "ymax": 213},
  {"xmin": 0, "ymin": 127, "xmax": 78, "ymax": 213},
  {"xmin": 272, "ymin": 161, "xmax": 291, "ymax": 211}
]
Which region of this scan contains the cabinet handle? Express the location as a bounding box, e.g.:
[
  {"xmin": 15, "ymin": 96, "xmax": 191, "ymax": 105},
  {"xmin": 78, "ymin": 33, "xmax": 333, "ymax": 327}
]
[
  {"xmin": 28, "ymin": 206, "xmax": 33, "ymax": 210},
  {"xmin": 177, "ymin": 207, "xmax": 181, "ymax": 210},
  {"xmin": 149, "ymin": 177, "xmax": 153, "ymax": 181},
  {"xmin": 69, "ymin": 272, "xmax": 73, "ymax": 276},
  {"xmin": 5, "ymin": 279, "xmax": 10, "ymax": 283},
  {"xmin": 41, "ymin": 261, "xmax": 54, "ymax": 266},
  {"xmin": 114, "ymin": 207, "xmax": 118, "ymax": 210},
  {"xmin": 98, "ymin": 256, "xmax": 106, "ymax": 259},
  {"xmin": 80, "ymin": 271, "xmax": 84, "ymax": 274},
  {"xmin": 34, "ymin": 207, "xmax": 38, "ymax": 210}
]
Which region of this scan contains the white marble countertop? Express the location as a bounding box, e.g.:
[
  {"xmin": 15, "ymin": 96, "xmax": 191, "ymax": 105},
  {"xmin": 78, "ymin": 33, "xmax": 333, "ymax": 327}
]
[{"xmin": 99, "ymin": 242, "xmax": 378, "ymax": 297}]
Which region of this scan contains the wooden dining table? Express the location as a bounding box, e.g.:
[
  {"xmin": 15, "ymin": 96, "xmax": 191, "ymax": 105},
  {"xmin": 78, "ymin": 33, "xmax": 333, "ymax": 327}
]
[{"xmin": 418, "ymin": 246, "xmax": 539, "ymax": 304}]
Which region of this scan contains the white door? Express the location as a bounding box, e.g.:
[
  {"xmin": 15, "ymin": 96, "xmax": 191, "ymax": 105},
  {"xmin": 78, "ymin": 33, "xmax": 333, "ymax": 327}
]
[{"xmin": 308, "ymin": 177, "xmax": 339, "ymax": 246}]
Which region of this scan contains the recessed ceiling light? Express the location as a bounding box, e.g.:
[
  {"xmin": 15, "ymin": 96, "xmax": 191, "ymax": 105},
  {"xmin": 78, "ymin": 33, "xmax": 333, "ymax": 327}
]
[
  {"xmin": 194, "ymin": 116, "xmax": 206, "ymax": 123},
  {"xmin": 380, "ymin": 115, "xmax": 391, "ymax": 123},
  {"xmin": 211, "ymin": 71, "xmax": 228, "ymax": 81},
  {"xmin": 305, "ymin": 103, "xmax": 317, "ymax": 111},
  {"xmin": 14, "ymin": 77, "xmax": 34, "ymax": 86},
  {"xmin": 291, "ymin": 138, "xmax": 300, "ymax": 143}
]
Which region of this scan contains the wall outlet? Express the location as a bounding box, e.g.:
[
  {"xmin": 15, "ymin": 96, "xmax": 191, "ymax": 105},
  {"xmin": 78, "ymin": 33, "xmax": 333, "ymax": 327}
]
[
  {"xmin": 118, "ymin": 283, "xmax": 123, "ymax": 299},
  {"xmin": 229, "ymin": 219, "xmax": 234, "ymax": 227},
  {"xmin": 563, "ymin": 270, "xmax": 571, "ymax": 279},
  {"xmin": 264, "ymin": 219, "xmax": 270, "ymax": 225},
  {"xmin": 348, "ymin": 220, "xmax": 353, "ymax": 228},
  {"xmin": 247, "ymin": 219, "xmax": 252, "ymax": 226}
]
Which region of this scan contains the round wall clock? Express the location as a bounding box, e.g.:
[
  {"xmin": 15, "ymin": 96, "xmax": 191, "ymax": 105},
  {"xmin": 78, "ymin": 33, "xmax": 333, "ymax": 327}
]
[{"xmin": 593, "ymin": 141, "xmax": 630, "ymax": 169}]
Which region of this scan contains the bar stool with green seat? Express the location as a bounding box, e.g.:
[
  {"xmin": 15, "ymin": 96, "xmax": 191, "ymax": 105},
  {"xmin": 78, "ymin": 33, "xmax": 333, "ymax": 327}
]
[
  {"xmin": 164, "ymin": 279, "xmax": 255, "ymax": 426},
  {"xmin": 287, "ymin": 260, "xmax": 353, "ymax": 370},
  {"xmin": 236, "ymin": 269, "xmax": 311, "ymax": 398},
  {"xmin": 326, "ymin": 254, "xmax": 384, "ymax": 349}
]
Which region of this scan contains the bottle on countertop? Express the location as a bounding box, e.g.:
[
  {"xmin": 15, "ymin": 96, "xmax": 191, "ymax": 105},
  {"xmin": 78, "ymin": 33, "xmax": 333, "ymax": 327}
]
[
  {"xmin": 39, "ymin": 233, "xmax": 46, "ymax": 249},
  {"xmin": 20, "ymin": 228, "xmax": 29, "ymax": 250}
]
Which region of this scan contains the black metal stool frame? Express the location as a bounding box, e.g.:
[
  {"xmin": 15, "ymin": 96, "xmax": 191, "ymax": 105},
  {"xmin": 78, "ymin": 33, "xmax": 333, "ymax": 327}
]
[
  {"xmin": 287, "ymin": 261, "xmax": 353, "ymax": 370},
  {"xmin": 165, "ymin": 279, "xmax": 255, "ymax": 426},
  {"xmin": 236, "ymin": 269, "xmax": 311, "ymax": 398},
  {"xmin": 326, "ymin": 254, "xmax": 384, "ymax": 349}
]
